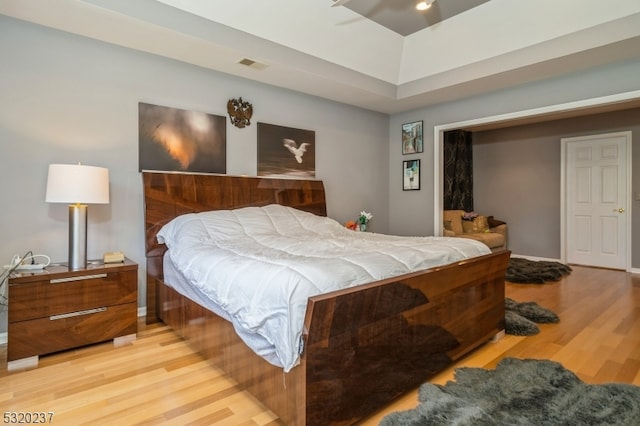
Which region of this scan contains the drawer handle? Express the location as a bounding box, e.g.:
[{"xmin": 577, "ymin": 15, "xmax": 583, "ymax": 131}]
[
  {"xmin": 50, "ymin": 273, "xmax": 108, "ymax": 284},
  {"xmin": 50, "ymin": 307, "xmax": 107, "ymax": 320}
]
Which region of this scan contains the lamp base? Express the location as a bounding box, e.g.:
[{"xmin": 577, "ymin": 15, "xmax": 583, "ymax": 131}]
[{"xmin": 68, "ymin": 204, "xmax": 88, "ymax": 270}]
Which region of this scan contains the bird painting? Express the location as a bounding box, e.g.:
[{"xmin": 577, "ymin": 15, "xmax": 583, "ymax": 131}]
[
  {"xmin": 283, "ymin": 139, "xmax": 311, "ymax": 163},
  {"xmin": 257, "ymin": 122, "xmax": 315, "ymax": 178}
]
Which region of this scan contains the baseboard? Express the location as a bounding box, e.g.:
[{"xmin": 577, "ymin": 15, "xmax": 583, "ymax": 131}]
[
  {"xmin": 138, "ymin": 306, "xmax": 147, "ymax": 317},
  {"xmin": 512, "ymin": 254, "xmax": 639, "ymax": 273}
]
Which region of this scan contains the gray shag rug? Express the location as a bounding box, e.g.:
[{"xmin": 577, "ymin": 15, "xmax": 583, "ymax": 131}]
[
  {"xmin": 505, "ymin": 298, "xmax": 559, "ymax": 336},
  {"xmin": 506, "ymin": 258, "xmax": 572, "ymax": 283},
  {"xmin": 380, "ymin": 358, "xmax": 640, "ymax": 426}
]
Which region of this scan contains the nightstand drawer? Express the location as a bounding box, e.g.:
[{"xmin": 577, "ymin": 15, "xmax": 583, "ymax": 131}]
[
  {"xmin": 8, "ymin": 302, "xmax": 137, "ymax": 361},
  {"xmin": 9, "ymin": 269, "xmax": 137, "ymax": 323}
]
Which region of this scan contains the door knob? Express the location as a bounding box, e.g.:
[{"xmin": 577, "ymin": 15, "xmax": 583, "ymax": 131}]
[{"xmin": 614, "ymin": 207, "xmax": 625, "ymax": 213}]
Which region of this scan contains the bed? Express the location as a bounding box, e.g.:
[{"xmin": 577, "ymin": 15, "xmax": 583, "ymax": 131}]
[{"xmin": 143, "ymin": 171, "xmax": 510, "ymax": 425}]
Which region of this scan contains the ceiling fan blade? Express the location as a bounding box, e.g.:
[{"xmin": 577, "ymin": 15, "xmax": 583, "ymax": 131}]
[{"xmin": 331, "ymin": 0, "xmax": 353, "ymax": 7}]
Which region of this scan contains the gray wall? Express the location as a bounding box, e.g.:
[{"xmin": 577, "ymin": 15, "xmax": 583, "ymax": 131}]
[
  {"xmin": 473, "ymin": 108, "xmax": 640, "ymax": 261},
  {"xmin": 389, "ymin": 57, "xmax": 640, "ymax": 269},
  {"xmin": 2, "ymin": 15, "xmax": 639, "ymax": 337},
  {"xmin": 0, "ymin": 17, "xmax": 390, "ymax": 332}
]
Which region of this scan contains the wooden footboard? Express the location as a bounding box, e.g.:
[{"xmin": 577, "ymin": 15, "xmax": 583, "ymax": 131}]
[
  {"xmin": 155, "ymin": 250, "xmax": 508, "ymax": 425},
  {"xmin": 304, "ymin": 250, "xmax": 509, "ymax": 425},
  {"xmin": 143, "ymin": 171, "xmax": 509, "ymax": 425}
]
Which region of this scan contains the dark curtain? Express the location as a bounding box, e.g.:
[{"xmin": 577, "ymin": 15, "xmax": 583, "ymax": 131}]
[{"xmin": 443, "ymin": 129, "xmax": 473, "ymax": 211}]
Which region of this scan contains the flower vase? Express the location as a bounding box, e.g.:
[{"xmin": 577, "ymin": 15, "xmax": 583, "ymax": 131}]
[{"xmin": 359, "ymin": 223, "xmax": 366, "ymax": 232}]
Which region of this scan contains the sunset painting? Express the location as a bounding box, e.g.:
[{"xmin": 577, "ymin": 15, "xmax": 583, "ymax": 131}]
[{"xmin": 139, "ymin": 102, "xmax": 226, "ymax": 173}]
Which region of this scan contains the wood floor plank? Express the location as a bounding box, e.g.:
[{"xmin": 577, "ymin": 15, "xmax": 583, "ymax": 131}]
[
  {"xmin": 1, "ymin": 265, "xmax": 638, "ymax": 425},
  {"xmin": 616, "ymin": 358, "xmax": 640, "ymax": 383}
]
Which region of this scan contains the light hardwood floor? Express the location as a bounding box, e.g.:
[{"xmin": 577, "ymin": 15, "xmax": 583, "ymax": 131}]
[{"xmin": 1, "ymin": 265, "xmax": 639, "ymax": 425}]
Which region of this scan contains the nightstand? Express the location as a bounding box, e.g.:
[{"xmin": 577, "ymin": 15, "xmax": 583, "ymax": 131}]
[{"xmin": 7, "ymin": 258, "xmax": 138, "ymax": 371}]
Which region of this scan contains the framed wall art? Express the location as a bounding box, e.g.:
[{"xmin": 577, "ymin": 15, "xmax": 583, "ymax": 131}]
[
  {"xmin": 402, "ymin": 120, "xmax": 423, "ymax": 154},
  {"xmin": 403, "ymin": 159, "xmax": 420, "ymax": 191},
  {"xmin": 138, "ymin": 102, "xmax": 226, "ymax": 173},
  {"xmin": 257, "ymin": 122, "xmax": 315, "ymax": 179}
]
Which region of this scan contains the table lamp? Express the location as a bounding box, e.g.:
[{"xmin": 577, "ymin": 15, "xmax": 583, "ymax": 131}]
[{"xmin": 45, "ymin": 163, "xmax": 110, "ymax": 270}]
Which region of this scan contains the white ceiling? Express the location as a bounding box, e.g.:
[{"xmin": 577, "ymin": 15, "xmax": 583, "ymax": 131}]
[{"xmin": 2, "ymin": 0, "xmax": 640, "ymax": 114}]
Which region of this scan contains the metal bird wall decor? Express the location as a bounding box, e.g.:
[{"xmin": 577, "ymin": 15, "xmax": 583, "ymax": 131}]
[{"xmin": 227, "ymin": 97, "xmax": 253, "ymax": 128}]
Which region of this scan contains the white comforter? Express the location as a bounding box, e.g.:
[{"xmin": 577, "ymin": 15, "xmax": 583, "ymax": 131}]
[{"xmin": 157, "ymin": 204, "xmax": 490, "ymax": 371}]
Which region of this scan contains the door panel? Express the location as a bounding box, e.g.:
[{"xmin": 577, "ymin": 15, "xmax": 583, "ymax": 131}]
[{"xmin": 564, "ymin": 132, "xmax": 629, "ymax": 270}]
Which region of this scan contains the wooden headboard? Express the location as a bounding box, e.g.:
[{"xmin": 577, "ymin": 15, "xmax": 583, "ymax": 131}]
[{"xmin": 142, "ymin": 171, "xmax": 327, "ymax": 322}]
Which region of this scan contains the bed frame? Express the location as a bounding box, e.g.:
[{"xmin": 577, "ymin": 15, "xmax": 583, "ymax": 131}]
[{"xmin": 143, "ymin": 171, "xmax": 509, "ymax": 425}]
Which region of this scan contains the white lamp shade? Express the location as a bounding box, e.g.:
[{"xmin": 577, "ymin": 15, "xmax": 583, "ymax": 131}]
[{"xmin": 46, "ymin": 164, "xmax": 110, "ymax": 204}]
